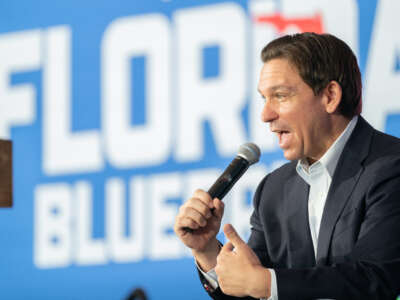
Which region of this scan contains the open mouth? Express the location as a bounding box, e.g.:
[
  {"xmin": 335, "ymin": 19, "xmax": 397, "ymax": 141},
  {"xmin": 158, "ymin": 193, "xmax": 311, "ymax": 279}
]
[{"xmin": 277, "ymin": 130, "xmax": 291, "ymax": 148}]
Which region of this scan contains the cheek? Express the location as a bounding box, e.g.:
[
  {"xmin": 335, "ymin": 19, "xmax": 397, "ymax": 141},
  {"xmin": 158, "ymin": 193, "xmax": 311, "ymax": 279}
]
[
  {"xmin": 286, "ymin": 116, "xmax": 308, "ymax": 152},
  {"xmin": 295, "ymin": 122, "xmax": 312, "ymax": 147}
]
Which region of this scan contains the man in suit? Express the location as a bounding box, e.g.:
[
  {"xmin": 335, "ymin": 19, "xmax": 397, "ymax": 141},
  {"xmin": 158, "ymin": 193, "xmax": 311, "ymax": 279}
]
[{"xmin": 174, "ymin": 33, "xmax": 400, "ymax": 299}]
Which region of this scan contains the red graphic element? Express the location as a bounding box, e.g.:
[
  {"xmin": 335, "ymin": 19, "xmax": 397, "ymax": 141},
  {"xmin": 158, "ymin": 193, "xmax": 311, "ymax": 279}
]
[{"xmin": 254, "ymin": 13, "xmax": 324, "ymax": 34}]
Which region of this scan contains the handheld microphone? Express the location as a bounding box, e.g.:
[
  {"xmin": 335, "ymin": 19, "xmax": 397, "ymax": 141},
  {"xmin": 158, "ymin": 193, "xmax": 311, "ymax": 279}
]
[
  {"xmin": 183, "ymin": 142, "xmax": 261, "ymax": 233},
  {"xmin": 207, "ymin": 142, "xmax": 261, "ymax": 200}
]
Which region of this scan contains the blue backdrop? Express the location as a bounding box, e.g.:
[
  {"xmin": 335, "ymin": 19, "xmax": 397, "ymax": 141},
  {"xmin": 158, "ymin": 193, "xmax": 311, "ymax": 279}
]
[{"xmin": 0, "ymin": 0, "xmax": 399, "ymax": 299}]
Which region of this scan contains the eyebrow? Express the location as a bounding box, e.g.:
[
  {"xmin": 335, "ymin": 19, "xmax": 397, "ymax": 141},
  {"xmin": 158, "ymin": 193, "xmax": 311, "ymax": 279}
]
[{"xmin": 258, "ymin": 85, "xmax": 296, "ymax": 96}]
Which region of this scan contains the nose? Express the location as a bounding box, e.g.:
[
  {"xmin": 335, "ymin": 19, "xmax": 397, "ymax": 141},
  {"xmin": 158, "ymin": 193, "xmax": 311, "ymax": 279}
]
[{"xmin": 261, "ymin": 99, "xmax": 278, "ymax": 123}]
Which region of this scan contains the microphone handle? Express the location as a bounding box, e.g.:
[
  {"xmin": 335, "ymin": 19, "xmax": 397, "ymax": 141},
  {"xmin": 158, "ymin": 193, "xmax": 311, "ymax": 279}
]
[
  {"xmin": 208, "ymin": 156, "xmax": 249, "ymax": 200},
  {"xmin": 182, "ymin": 156, "xmax": 249, "ymax": 233}
]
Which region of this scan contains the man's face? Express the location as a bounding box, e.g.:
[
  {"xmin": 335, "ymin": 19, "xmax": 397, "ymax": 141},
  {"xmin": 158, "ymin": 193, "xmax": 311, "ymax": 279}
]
[{"xmin": 257, "ymin": 58, "xmax": 330, "ymax": 162}]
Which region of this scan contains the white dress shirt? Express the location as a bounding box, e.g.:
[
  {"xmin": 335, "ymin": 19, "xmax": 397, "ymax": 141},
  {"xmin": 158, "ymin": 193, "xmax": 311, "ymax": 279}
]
[{"xmin": 200, "ymin": 116, "xmax": 358, "ymax": 300}]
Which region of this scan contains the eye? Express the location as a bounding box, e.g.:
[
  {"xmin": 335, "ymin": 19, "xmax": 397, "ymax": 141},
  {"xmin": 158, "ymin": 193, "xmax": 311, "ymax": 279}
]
[{"xmin": 275, "ymin": 93, "xmax": 286, "ymax": 100}]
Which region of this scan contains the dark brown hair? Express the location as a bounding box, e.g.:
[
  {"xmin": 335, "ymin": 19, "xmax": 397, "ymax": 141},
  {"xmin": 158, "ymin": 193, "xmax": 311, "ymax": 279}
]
[{"xmin": 261, "ymin": 32, "xmax": 362, "ymax": 118}]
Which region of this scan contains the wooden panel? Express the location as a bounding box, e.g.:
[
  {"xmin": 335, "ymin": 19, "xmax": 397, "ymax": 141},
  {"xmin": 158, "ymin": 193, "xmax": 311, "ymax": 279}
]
[{"xmin": 0, "ymin": 140, "xmax": 12, "ymax": 208}]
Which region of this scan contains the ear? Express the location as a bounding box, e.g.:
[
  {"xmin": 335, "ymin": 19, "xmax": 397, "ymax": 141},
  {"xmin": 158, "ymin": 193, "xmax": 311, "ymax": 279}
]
[{"xmin": 322, "ymin": 81, "xmax": 342, "ymax": 114}]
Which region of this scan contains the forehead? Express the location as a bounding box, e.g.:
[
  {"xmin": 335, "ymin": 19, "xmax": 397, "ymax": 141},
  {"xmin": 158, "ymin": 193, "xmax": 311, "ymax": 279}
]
[{"xmin": 257, "ymin": 58, "xmax": 304, "ymax": 93}]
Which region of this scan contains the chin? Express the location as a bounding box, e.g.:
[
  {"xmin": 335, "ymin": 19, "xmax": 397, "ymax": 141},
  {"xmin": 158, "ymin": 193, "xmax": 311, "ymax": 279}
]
[{"xmin": 283, "ymin": 150, "xmax": 301, "ymax": 162}]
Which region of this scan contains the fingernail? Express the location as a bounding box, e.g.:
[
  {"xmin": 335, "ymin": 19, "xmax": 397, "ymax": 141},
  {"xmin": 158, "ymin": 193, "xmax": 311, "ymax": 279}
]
[{"xmin": 224, "ymin": 224, "xmax": 233, "ymax": 234}]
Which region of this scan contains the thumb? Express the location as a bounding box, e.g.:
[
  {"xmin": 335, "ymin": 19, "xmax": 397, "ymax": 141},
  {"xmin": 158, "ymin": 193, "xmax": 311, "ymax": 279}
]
[{"xmin": 223, "ymin": 224, "xmax": 245, "ymax": 248}]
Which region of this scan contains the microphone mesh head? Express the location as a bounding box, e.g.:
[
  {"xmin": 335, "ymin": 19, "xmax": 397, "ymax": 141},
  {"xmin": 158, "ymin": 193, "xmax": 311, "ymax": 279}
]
[{"xmin": 237, "ymin": 143, "xmax": 261, "ymax": 165}]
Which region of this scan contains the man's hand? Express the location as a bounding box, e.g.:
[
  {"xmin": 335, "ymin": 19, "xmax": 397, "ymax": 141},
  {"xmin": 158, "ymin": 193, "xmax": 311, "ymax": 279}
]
[
  {"xmin": 174, "ymin": 189, "xmax": 225, "ymax": 271},
  {"xmin": 215, "ymin": 224, "xmax": 271, "ymax": 299}
]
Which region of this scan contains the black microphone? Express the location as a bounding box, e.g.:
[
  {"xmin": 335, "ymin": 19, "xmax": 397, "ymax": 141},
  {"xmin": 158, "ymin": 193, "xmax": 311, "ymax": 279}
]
[
  {"xmin": 183, "ymin": 143, "xmax": 260, "ymax": 233},
  {"xmin": 208, "ymin": 142, "xmax": 261, "ymax": 200}
]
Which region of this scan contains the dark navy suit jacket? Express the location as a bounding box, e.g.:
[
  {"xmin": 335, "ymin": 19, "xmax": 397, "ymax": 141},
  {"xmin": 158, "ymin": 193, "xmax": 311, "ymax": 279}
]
[{"xmin": 200, "ymin": 117, "xmax": 400, "ymax": 300}]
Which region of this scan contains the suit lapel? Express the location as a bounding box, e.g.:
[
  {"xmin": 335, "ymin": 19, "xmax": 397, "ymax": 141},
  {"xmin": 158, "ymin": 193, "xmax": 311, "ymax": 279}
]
[
  {"xmin": 285, "ymin": 174, "xmax": 316, "ymax": 267},
  {"xmin": 316, "ymin": 154, "xmax": 363, "ymax": 264},
  {"xmin": 316, "ymin": 117, "xmax": 373, "ymax": 264}
]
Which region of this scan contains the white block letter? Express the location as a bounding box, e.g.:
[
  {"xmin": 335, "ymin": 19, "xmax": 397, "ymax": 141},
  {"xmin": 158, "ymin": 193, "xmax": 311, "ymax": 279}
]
[
  {"xmin": 43, "ymin": 26, "xmax": 103, "ymax": 175},
  {"xmin": 230, "ymin": 165, "xmax": 267, "ymax": 241},
  {"xmin": 106, "ymin": 177, "xmax": 145, "ymax": 262},
  {"xmin": 75, "ymin": 181, "xmax": 107, "ymax": 265},
  {"xmin": 149, "ymin": 173, "xmax": 182, "ymax": 259},
  {"xmin": 102, "ymin": 15, "xmax": 171, "ymax": 168},
  {"xmin": 363, "ymin": 0, "xmax": 400, "ymax": 130},
  {"xmin": 175, "ymin": 3, "xmax": 247, "ymax": 161},
  {"xmin": 0, "ymin": 30, "xmax": 40, "ymax": 138},
  {"xmin": 34, "ymin": 183, "xmax": 72, "ymax": 268}
]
